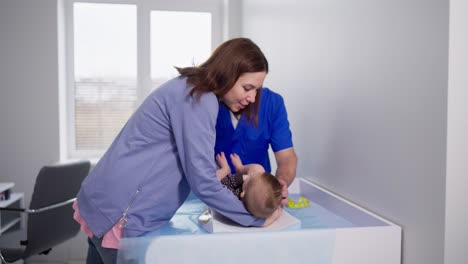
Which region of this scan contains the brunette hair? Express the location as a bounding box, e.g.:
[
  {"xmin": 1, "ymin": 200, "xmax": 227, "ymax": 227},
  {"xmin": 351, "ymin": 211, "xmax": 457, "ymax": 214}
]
[
  {"xmin": 176, "ymin": 38, "xmax": 268, "ymax": 125},
  {"xmin": 243, "ymin": 172, "xmax": 282, "ymax": 218}
]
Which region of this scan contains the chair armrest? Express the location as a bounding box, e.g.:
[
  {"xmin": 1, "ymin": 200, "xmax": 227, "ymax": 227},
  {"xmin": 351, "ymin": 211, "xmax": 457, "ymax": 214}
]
[{"xmin": 0, "ymin": 198, "xmax": 76, "ymax": 214}]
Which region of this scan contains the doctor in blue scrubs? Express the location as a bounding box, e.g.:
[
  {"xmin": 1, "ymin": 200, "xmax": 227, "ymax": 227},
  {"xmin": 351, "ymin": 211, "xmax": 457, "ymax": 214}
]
[{"xmin": 215, "ymin": 87, "xmax": 297, "ymax": 190}]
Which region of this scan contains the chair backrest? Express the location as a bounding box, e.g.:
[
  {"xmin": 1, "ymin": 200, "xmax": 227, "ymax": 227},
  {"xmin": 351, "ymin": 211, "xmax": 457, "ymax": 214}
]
[{"xmin": 23, "ymin": 160, "xmax": 90, "ymax": 258}]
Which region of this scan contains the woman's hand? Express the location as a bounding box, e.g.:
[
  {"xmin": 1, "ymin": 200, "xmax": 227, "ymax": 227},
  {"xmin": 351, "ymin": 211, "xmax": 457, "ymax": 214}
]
[{"xmin": 262, "ymin": 206, "xmax": 283, "ymax": 227}]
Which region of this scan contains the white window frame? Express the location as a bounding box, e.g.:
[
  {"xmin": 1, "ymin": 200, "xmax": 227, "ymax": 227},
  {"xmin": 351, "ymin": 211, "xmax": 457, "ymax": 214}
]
[{"xmin": 63, "ymin": 0, "xmax": 225, "ymax": 160}]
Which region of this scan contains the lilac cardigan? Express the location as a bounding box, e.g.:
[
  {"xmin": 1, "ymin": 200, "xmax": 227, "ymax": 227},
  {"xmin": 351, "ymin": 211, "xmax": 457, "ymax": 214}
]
[{"xmin": 77, "ymin": 77, "xmax": 264, "ymax": 238}]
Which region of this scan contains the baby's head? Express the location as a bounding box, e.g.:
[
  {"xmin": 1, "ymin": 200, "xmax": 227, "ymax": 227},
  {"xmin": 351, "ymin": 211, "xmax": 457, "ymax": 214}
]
[{"xmin": 241, "ymin": 172, "xmax": 282, "ymax": 218}]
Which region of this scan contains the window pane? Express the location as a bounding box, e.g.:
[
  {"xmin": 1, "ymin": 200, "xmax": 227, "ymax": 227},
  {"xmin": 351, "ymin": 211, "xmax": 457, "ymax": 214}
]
[
  {"xmin": 150, "ymin": 11, "xmax": 212, "ymax": 88},
  {"xmin": 73, "ymin": 3, "xmax": 136, "ymax": 151}
]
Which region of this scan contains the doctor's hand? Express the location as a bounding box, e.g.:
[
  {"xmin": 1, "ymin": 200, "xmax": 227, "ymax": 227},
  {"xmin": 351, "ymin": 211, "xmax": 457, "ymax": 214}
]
[
  {"xmin": 279, "ymin": 179, "xmax": 289, "ymax": 206},
  {"xmin": 262, "ymin": 206, "xmax": 283, "ymax": 227}
]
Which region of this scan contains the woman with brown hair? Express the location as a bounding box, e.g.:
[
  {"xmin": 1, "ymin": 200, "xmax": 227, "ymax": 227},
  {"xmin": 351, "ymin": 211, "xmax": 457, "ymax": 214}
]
[{"xmin": 74, "ymin": 38, "xmax": 284, "ymax": 264}]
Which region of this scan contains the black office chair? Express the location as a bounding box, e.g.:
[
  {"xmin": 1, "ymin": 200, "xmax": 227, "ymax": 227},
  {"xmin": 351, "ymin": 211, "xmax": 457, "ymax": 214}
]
[{"xmin": 0, "ymin": 160, "xmax": 90, "ymax": 263}]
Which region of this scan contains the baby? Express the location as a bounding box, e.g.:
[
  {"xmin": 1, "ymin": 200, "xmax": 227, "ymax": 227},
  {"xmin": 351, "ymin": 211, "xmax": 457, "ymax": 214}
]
[{"xmin": 216, "ymin": 152, "xmax": 282, "ymax": 218}]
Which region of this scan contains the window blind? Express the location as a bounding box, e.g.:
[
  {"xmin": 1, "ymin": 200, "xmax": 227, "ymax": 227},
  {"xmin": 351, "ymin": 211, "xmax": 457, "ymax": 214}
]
[{"xmin": 74, "ymin": 78, "xmax": 136, "ymax": 150}]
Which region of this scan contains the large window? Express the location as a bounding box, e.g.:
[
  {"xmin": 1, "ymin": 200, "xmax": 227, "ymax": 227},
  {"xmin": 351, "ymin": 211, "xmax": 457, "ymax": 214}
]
[
  {"xmin": 64, "ymin": 0, "xmax": 223, "ymax": 159},
  {"xmin": 151, "ymin": 10, "xmax": 212, "ymax": 88}
]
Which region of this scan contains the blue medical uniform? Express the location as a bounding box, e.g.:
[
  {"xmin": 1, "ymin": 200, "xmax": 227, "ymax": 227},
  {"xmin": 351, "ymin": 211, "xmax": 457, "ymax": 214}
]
[{"xmin": 215, "ymin": 88, "xmax": 293, "ymax": 173}]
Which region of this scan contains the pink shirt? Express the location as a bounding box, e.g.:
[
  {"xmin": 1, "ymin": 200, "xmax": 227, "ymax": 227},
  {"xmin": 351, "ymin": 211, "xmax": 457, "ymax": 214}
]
[{"xmin": 73, "ymin": 201, "xmax": 122, "ymax": 249}]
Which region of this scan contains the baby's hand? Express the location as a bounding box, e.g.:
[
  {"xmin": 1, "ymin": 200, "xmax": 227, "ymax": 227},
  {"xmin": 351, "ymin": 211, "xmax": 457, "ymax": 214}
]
[
  {"xmin": 216, "ymin": 152, "xmax": 231, "ymax": 175},
  {"xmin": 230, "ymin": 153, "xmax": 244, "ymax": 172}
]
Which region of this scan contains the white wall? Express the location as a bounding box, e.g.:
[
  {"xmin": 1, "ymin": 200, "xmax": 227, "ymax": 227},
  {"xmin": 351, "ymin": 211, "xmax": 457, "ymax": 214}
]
[
  {"xmin": 0, "ymin": 1, "xmax": 88, "ymax": 263},
  {"xmin": 242, "ymin": 1, "xmax": 448, "ymax": 264},
  {"xmin": 445, "ymin": 0, "xmax": 468, "ymax": 263},
  {"xmin": 0, "ymin": 0, "xmax": 61, "ymax": 205}
]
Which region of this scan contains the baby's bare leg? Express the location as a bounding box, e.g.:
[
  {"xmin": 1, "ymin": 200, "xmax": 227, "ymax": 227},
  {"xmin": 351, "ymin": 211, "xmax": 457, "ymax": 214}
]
[
  {"xmin": 230, "ymin": 153, "xmax": 245, "ymax": 173},
  {"xmin": 231, "ymin": 153, "xmax": 265, "ymax": 176},
  {"xmin": 216, "ymin": 152, "xmax": 231, "ymax": 180}
]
